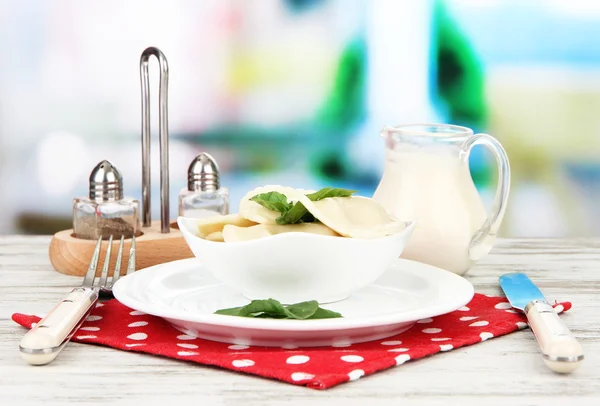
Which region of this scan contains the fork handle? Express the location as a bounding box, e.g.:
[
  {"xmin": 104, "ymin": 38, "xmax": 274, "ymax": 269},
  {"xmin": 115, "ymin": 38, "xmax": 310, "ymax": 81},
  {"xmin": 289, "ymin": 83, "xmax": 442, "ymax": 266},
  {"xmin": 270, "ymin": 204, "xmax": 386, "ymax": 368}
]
[{"xmin": 19, "ymin": 287, "xmax": 98, "ymax": 365}]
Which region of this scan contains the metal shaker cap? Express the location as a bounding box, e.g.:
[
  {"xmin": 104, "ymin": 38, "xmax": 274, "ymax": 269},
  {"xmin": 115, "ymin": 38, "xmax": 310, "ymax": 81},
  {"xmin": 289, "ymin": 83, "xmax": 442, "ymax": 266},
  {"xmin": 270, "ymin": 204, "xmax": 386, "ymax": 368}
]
[
  {"xmin": 188, "ymin": 153, "xmax": 220, "ymax": 192},
  {"xmin": 89, "ymin": 160, "xmax": 124, "ymax": 201}
]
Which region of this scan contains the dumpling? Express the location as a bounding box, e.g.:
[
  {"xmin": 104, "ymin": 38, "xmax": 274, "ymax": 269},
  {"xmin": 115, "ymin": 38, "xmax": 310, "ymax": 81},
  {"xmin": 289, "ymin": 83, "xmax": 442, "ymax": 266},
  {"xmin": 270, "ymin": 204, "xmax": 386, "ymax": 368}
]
[
  {"xmin": 222, "ymin": 222, "xmax": 339, "ymax": 242},
  {"xmin": 237, "ymin": 185, "xmax": 405, "ymax": 239},
  {"xmin": 205, "ymin": 231, "xmax": 225, "ymax": 242},
  {"xmin": 239, "ymin": 185, "xmax": 313, "ymax": 225},
  {"xmin": 296, "ymin": 195, "xmax": 406, "ymax": 239},
  {"xmin": 195, "ymin": 214, "xmax": 257, "ymax": 238}
]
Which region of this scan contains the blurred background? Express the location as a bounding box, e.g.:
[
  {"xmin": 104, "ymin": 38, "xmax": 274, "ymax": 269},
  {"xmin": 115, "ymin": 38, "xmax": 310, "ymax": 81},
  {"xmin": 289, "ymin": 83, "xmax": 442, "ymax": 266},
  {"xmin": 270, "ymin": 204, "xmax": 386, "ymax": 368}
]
[{"xmin": 1, "ymin": 0, "xmax": 600, "ymax": 237}]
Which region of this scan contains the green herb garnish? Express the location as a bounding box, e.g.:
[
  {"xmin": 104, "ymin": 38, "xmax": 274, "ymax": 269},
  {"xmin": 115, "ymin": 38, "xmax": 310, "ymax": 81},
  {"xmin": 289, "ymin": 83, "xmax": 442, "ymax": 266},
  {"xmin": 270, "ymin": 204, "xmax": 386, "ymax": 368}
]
[
  {"xmin": 250, "ymin": 187, "xmax": 356, "ymax": 225},
  {"xmin": 275, "ymin": 201, "xmax": 310, "ymax": 225},
  {"xmin": 249, "ymin": 191, "xmax": 294, "ymax": 213},
  {"xmin": 305, "ymin": 187, "xmax": 356, "ymax": 201},
  {"xmin": 215, "ymin": 298, "xmax": 343, "ymax": 320}
]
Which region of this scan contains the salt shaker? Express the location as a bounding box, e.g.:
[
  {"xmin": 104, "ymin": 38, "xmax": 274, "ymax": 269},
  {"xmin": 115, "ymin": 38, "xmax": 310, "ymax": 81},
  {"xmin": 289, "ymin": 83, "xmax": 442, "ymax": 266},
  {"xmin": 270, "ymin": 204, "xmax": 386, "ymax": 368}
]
[
  {"xmin": 73, "ymin": 160, "xmax": 141, "ymax": 240},
  {"xmin": 178, "ymin": 153, "xmax": 229, "ymax": 218}
]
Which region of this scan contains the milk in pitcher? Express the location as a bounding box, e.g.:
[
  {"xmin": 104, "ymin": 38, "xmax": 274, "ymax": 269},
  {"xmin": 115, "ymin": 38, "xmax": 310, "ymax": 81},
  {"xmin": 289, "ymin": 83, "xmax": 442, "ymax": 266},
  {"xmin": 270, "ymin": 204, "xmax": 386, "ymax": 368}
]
[{"xmin": 373, "ymin": 124, "xmax": 510, "ymax": 275}]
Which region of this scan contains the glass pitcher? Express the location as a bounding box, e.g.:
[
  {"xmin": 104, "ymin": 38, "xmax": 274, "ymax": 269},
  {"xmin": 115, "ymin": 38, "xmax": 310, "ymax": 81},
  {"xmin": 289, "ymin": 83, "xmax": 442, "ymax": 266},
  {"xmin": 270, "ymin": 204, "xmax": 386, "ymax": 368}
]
[{"xmin": 372, "ymin": 124, "xmax": 510, "ymax": 275}]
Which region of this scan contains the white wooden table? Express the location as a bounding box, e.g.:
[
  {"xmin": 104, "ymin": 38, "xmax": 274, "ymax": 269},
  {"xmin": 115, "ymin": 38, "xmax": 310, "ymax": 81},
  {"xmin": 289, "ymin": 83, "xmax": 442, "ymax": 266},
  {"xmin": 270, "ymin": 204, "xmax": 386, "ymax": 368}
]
[{"xmin": 1, "ymin": 236, "xmax": 599, "ymax": 405}]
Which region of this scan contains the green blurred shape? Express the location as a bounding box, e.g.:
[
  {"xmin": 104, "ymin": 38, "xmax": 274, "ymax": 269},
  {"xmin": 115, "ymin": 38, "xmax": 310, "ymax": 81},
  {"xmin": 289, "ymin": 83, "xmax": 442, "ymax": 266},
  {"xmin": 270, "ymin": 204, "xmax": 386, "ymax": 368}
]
[
  {"xmin": 432, "ymin": 0, "xmax": 491, "ymax": 188},
  {"xmin": 314, "ymin": 37, "xmax": 367, "ymax": 132},
  {"xmin": 309, "ymin": 37, "xmax": 367, "ymax": 182},
  {"xmin": 432, "ymin": 0, "xmax": 487, "ymax": 129},
  {"xmin": 283, "ymin": 0, "xmax": 324, "ymax": 13}
]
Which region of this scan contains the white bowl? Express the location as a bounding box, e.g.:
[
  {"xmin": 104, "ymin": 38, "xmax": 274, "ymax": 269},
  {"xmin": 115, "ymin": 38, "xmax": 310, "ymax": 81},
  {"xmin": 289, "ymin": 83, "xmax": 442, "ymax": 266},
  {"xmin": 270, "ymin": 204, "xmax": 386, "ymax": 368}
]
[{"xmin": 177, "ymin": 216, "xmax": 416, "ymax": 304}]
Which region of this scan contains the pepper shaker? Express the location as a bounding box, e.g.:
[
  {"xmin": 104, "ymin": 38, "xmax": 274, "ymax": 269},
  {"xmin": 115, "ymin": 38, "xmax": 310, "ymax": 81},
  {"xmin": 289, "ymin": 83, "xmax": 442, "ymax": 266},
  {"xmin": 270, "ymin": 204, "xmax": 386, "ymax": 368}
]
[
  {"xmin": 72, "ymin": 160, "xmax": 141, "ymax": 240},
  {"xmin": 178, "ymin": 153, "xmax": 229, "ymax": 218}
]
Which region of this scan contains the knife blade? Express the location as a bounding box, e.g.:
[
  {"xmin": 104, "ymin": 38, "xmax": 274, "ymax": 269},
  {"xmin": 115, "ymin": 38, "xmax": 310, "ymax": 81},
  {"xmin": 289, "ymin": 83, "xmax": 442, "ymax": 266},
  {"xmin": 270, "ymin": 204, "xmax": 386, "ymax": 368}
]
[{"xmin": 499, "ymin": 272, "xmax": 583, "ymax": 373}]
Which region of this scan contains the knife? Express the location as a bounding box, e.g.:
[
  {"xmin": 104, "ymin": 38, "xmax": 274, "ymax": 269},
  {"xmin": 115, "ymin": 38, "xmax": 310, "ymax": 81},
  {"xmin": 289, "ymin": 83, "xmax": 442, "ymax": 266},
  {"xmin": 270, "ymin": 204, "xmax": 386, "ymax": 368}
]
[{"xmin": 499, "ymin": 272, "xmax": 583, "ymax": 373}]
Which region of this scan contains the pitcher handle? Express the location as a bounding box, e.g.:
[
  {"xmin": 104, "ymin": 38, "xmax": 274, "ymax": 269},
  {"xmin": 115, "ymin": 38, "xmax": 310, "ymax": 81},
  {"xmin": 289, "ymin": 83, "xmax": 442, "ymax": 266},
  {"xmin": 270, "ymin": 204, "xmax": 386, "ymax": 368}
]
[{"xmin": 461, "ymin": 133, "xmax": 511, "ymax": 261}]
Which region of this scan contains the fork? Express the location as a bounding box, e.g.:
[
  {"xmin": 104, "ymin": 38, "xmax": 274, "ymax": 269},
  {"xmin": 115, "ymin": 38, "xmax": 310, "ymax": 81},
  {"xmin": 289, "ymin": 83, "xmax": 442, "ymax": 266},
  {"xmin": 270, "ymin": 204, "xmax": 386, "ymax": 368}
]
[{"xmin": 19, "ymin": 235, "xmax": 136, "ymax": 365}]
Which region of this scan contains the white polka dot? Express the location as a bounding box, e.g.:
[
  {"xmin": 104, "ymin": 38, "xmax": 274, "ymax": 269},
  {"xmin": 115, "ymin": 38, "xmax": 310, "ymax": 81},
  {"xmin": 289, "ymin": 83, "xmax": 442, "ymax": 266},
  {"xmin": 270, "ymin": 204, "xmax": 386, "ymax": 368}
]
[
  {"xmin": 381, "ymin": 340, "xmax": 403, "ymax": 346},
  {"xmin": 388, "ymin": 348, "xmax": 409, "ymax": 352},
  {"xmin": 228, "ymin": 344, "xmax": 250, "ymax": 350},
  {"xmin": 348, "ymin": 369, "xmax": 365, "ymax": 381},
  {"xmin": 431, "ymin": 337, "xmax": 451, "ymax": 342},
  {"xmin": 417, "ymin": 318, "xmax": 433, "ymax": 324},
  {"xmin": 76, "ymin": 335, "xmax": 96, "ymax": 339},
  {"xmin": 95, "ymin": 303, "xmax": 104, "ymax": 308},
  {"xmin": 460, "ymin": 316, "xmax": 478, "ymax": 321},
  {"xmin": 128, "ymin": 321, "xmax": 148, "ymax": 327},
  {"xmin": 31, "ymin": 323, "xmax": 37, "ymax": 328},
  {"xmin": 126, "ymin": 343, "xmax": 145, "ymax": 347},
  {"xmin": 480, "ymin": 332, "xmax": 494, "ymax": 341},
  {"xmin": 341, "ymin": 355, "xmax": 364, "ymax": 363},
  {"xmin": 177, "ymin": 343, "xmax": 199, "ymax": 349},
  {"xmin": 440, "ymin": 344, "xmax": 453, "ymax": 351},
  {"xmin": 505, "ymin": 309, "xmax": 519, "ymax": 314},
  {"xmin": 177, "ymin": 334, "xmax": 196, "ymax": 340},
  {"xmin": 469, "ymin": 320, "xmax": 489, "ymax": 327},
  {"xmin": 86, "ymin": 315, "xmax": 102, "ymax": 322},
  {"xmin": 395, "ymin": 354, "xmax": 411, "ymax": 365},
  {"xmin": 127, "ymin": 332, "xmax": 147, "ymax": 340},
  {"xmin": 286, "ymin": 355, "xmax": 310, "ymax": 364},
  {"xmin": 178, "ymin": 351, "xmax": 198, "ymax": 356},
  {"xmin": 232, "ymin": 359, "xmax": 255, "ymax": 368},
  {"xmin": 457, "ymin": 306, "xmax": 470, "ymax": 311},
  {"xmin": 422, "ymin": 328, "xmax": 442, "ymax": 334},
  {"xmin": 129, "ymin": 310, "xmax": 146, "ymax": 316},
  {"xmin": 80, "ymin": 326, "xmax": 100, "ymax": 331},
  {"xmin": 516, "ymin": 321, "xmax": 528, "ymax": 329},
  {"xmin": 332, "ymin": 342, "xmax": 351, "ymax": 348},
  {"xmin": 291, "ymin": 372, "xmax": 314, "ymax": 381},
  {"xmin": 494, "ymin": 302, "xmax": 512, "ymax": 309},
  {"xmin": 554, "ymin": 305, "xmax": 564, "ymax": 313}
]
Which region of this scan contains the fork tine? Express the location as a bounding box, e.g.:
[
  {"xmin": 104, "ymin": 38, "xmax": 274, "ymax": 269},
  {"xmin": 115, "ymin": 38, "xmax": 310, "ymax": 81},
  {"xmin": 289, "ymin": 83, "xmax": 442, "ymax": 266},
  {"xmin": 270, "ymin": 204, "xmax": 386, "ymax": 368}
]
[
  {"xmin": 126, "ymin": 235, "xmax": 136, "ymax": 275},
  {"xmin": 98, "ymin": 235, "xmax": 113, "ymax": 287},
  {"xmin": 82, "ymin": 236, "xmax": 103, "ymax": 287},
  {"xmin": 110, "ymin": 235, "xmax": 126, "ymax": 288}
]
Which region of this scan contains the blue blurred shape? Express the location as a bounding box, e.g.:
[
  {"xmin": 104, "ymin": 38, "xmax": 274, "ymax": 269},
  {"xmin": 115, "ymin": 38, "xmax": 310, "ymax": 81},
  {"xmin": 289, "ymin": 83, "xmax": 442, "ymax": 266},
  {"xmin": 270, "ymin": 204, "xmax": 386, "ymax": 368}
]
[{"xmin": 284, "ymin": 0, "xmax": 325, "ymax": 13}]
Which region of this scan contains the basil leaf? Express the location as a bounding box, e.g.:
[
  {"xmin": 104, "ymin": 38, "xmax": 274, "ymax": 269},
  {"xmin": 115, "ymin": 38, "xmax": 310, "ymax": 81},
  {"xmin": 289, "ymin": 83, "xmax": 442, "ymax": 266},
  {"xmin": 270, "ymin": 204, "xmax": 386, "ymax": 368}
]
[
  {"xmin": 275, "ymin": 202, "xmax": 308, "ymax": 225},
  {"xmin": 254, "ymin": 313, "xmax": 288, "ymax": 319},
  {"xmin": 284, "ymin": 300, "xmax": 319, "ymax": 319},
  {"xmin": 306, "ymin": 187, "xmax": 357, "ymax": 201},
  {"xmin": 250, "ymin": 192, "xmax": 293, "ymax": 214},
  {"xmin": 308, "ymin": 307, "xmax": 343, "ymax": 319},
  {"xmin": 300, "ymin": 211, "xmax": 316, "ymax": 223},
  {"xmin": 214, "ymin": 298, "xmax": 343, "ymax": 320},
  {"xmin": 214, "ymin": 299, "xmax": 288, "ymax": 318},
  {"xmin": 213, "ymin": 307, "xmax": 245, "ymax": 316},
  {"xmin": 275, "ymin": 187, "xmax": 356, "ymax": 225}
]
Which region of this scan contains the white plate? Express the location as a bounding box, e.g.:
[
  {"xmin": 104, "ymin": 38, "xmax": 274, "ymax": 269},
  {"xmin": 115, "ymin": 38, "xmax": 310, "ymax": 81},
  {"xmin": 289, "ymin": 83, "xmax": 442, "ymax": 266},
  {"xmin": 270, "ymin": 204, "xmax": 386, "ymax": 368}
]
[{"xmin": 112, "ymin": 258, "xmax": 474, "ymax": 347}]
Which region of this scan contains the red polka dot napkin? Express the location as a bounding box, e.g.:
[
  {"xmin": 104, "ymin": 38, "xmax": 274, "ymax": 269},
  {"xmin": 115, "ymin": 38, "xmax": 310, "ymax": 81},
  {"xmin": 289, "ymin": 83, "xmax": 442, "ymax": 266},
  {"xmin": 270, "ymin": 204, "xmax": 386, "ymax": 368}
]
[{"xmin": 12, "ymin": 294, "xmax": 571, "ymax": 390}]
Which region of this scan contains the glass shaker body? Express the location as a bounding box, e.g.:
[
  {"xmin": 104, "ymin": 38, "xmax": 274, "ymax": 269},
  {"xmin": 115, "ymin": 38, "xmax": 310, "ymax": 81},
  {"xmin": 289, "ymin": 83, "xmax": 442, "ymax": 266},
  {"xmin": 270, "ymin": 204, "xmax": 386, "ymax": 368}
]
[
  {"xmin": 178, "ymin": 187, "xmax": 229, "ymax": 218},
  {"xmin": 73, "ymin": 197, "xmax": 141, "ymax": 240}
]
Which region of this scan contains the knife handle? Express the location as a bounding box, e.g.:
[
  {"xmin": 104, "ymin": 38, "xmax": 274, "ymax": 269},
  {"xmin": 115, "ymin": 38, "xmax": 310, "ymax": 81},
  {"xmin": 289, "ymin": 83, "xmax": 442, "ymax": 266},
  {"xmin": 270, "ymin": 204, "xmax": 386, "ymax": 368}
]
[
  {"xmin": 19, "ymin": 287, "xmax": 98, "ymax": 365},
  {"xmin": 525, "ymin": 300, "xmax": 583, "ymax": 373}
]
